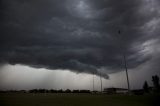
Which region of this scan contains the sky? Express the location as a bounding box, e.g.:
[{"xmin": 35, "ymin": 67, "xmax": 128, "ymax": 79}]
[{"xmin": 0, "ymin": 0, "xmax": 160, "ymax": 90}]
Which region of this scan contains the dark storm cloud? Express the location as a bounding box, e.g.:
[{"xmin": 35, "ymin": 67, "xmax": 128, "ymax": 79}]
[{"xmin": 0, "ymin": 0, "xmax": 160, "ymax": 79}]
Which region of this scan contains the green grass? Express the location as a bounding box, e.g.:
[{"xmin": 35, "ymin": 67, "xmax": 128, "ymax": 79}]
[{"xmin": 0, "ymin": 93, "xmax": 159, "ymax": 106}]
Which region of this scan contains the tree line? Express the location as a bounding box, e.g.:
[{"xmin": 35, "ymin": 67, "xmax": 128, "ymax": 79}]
[
  {"xmin": 0, "ymin": 89, "xmax": 91, "ymax": 93},
  {"xmin": 0, "ymin": 75, "xmax": 159, "ymax": 94},
  {"xmin": 143, "ymin": 75, "xmax": 160, "ymax": 93}
]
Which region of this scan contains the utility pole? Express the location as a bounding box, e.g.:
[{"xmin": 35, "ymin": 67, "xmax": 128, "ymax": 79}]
[{"xmin": 118, "ymin": 30, "xmax": 130, "ymax": 93}]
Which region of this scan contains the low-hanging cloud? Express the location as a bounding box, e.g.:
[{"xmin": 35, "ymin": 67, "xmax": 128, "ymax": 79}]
[{"xmin": 0, "ymin": 0, "xmax": 160, "ymax": 79}]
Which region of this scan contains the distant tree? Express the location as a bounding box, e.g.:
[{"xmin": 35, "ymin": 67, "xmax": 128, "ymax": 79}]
[
  {"xmin": 50, "ymin": 89, "xmax": 57, "ymax": 93},
  {"xmin": 57, "ymin": 89, "xmax": 63, "ymax": 93},
  {"xmin": 72, "ymin": 90, "xmax": 79, "ymax": 93},
  {"xmin": 152, "ymin": 75, "xmax": 160, "ymax": 92},
  {"xmin": 79, "ymin": 90, "xmax": 91, "ymax": 93},
  {"xmin": 65, "ymin": 89, "xmax": 71, "ymax": 93},
  {"xmin": 39, "ymin": 89, "xmax": 46, "ymax": 93},
  {"xmin": 143, "ymin": 81, "xmax": 149, "ymax": 93}
]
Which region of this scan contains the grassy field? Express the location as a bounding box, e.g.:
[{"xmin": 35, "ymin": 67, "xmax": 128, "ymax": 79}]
[{"xmin": 0, "ymin": 93, "xmax": 159, "ymax": 106}]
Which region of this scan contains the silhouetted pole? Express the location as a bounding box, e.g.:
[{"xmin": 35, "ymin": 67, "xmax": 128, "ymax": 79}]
[
  {"xmin": 118, "ymin": 30, "xmax": 130, "ymax": 93},
  {"xmin": 93, "ymin": 72, "xmax": 95, "ymax": 91},
  {"xmin": 100, "ymin": 73, "xmax": 103, "ymax": 93},
  {"xmin": 123, "ymin": 54, "xmax": 130, "ymax": 93}
]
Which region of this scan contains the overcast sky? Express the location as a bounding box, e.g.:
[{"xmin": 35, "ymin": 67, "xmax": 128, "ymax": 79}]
[{"xmin": 0, "ymin": 0, "xmax": 160, "ymax": 90}]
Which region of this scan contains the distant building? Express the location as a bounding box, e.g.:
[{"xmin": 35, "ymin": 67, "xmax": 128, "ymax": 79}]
[{"xmin": 104, "ymin": 88, "xmax": 128, "ymax": 94}]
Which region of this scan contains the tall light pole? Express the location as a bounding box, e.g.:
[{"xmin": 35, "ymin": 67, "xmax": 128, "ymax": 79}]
[
  {"xmin": 100, "ymin": 73, "xmax": 103, "ymax": 93},
  {"xmin": 123, "ymin": 54, "xmax": 130, "ymax": 92},
  {"xmin": 93, "ymin": 72, "xmax": 94, "ymax": 92},
  {"xmin": 118, "ymin": 30, "xmax": 130, "ymax": 93}
]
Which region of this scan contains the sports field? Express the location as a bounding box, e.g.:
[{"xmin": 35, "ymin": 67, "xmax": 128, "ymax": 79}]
[{"xmin": 0, "ymin": 93, "xmax": 159, "ymax": 106}]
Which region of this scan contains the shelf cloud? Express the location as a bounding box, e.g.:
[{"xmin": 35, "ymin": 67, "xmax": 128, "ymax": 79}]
[{"xmin": 0, "ymin": 0, "xmax": 160, "ymax": 79}]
